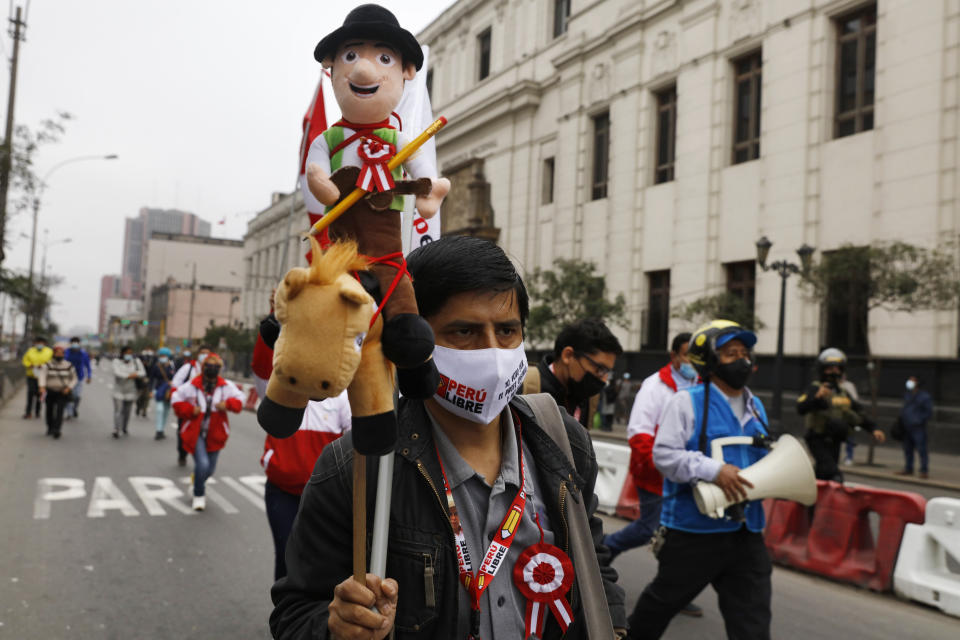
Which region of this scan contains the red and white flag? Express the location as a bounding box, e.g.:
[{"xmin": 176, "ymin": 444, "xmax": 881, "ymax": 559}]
[{"xmin": 299, "ymin": 72, "xmax": 329, "ymax": 230}]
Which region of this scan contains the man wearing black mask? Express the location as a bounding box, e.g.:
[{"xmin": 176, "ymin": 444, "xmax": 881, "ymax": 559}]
[
  {"xmin": 530, "ymin": 319, "xmax": 623, "ymax": 428},
  {"xmin": 626, "ymin": 321, "xmax": 772, "ymax": 640},
  {"xmin": 797, "ymin": 347, "xmax": 884, "ymax": 480}
]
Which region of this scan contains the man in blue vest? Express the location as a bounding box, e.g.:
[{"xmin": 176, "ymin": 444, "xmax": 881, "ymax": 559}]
[{"xmin": 625, "ymin": 320, "xmax": 772, "ymax": 640}]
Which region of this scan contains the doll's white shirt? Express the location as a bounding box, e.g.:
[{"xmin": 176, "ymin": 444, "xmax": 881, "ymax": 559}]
[{"xmin": 302, "ymin": 126, "xmax": 433, "ymax": 214}]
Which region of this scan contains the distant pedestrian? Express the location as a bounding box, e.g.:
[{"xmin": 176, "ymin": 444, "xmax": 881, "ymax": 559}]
[
  {"xmin": 64, "ymin": 336, "xmax": 92, "ymax": 419},
  {"xmin": 22, "ymin": 335, "xmax": 52, "ymax": 419},
  {"xmin": 112, "ymin": 346, "xmax": 146, "ymax": 438},
  {"xmin": 171, "ymin": 353, "xmax": 244, "ymax": 511},
  {"xmin": 36, "ymin": 343, "xmax": 78, "ymax": 439},
  {"xmin": 897, "ymin": 376, "xmax": 934, "ymax": 479},
  {"xmin": 798, "ymin": 348, "xmax": 884, "ymax": 481},
  {"xmin": 135, "ymin": 347, "xmax": 156, "ymax": 417},
  {"xmin": 171, "ymin": 344, "xmax": 212, "ymax": 466},
  {"xmin": 150, "ymin": 347, "xmax": 177, "ymax": 440}
]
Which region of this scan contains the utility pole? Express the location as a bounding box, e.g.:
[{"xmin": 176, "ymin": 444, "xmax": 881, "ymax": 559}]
[
  {"xmin": 187, "ymin": 262, "xmax": 196, "ymax": 346},
  {"xmin": 0, "ymin": 4, "xmax": 27, "ymax": 267}
]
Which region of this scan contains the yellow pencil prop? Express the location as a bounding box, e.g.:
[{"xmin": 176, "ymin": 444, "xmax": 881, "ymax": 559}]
[{"xmin": 309, "ymin": 116, "xmax": 448, "ymax": 236}]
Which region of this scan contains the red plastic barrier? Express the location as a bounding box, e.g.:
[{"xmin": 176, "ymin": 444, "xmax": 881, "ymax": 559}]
[
  {"xmin": 615, "ymin": 476, "xmax": 641, "ymax": 521},
  {"xmin": 764, "ymin": 481, "xmax": 925, "ymax": 592}
]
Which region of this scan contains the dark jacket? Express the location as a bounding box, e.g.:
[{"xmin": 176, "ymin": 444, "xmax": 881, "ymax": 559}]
[
  {"xmin": 537, "ymin": 355, "xmax": 592, "ymax": 429},
  {"xmin": 797, "ymin": 381, "xmax": 874, "ymax": 441},
  {"xmin": 270, "ymin": 396, "xmax": 625, "ymax": 639},
  {"xmin": 150, "ymin": 361, "xmax": 177, "ymax": 402},
  {"xmin": 901, "ymin": 390, "xmax": 933, "ymax": 429}
]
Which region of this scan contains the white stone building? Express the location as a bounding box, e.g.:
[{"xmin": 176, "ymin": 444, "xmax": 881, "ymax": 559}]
[
  {"xmin": 242, "ymin": 191, "xmax": 310, "ymax": 329},
  {"xmin": 419, "ymin": 0, "xmax": 960, "ymax": 359}
]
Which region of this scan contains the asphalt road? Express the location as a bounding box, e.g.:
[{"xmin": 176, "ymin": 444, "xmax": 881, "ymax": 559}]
[{"xmin": 1, "ymin": 362, "xmax": 957, "ymax": 639}]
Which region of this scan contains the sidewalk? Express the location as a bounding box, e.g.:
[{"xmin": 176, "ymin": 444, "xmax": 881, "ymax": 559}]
[
  {"xmin": 842, "ymin": 445, "xmax": 960, "ymax": 492},
  {"xmin": 595, "ymin": 421, "xmax": 960, "ymax": 493}
]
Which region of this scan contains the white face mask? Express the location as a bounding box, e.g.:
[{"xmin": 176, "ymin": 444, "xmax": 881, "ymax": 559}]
[
  {"xmin": 906, "ymin": 379, "xmax": 917, "ymax": 391},
  {"xmin": 158, "ymin": 356, "xmax": 169, "ymax": 364},
  {"xmin": 123, "ymin": 354, "xmax": 133, "ymax": 362},
  {"xmin": 431, "ymin": 343, "xmax": 529, "ymax": 424},
  {"xmin": 197, "ymin": 353, "xmax": 208, "ymax": 365}
]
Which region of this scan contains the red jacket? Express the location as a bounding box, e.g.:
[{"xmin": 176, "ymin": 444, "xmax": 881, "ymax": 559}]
[
  {"xmin": 252, "ymin": 330, "xmax": 351, "ymax": 496},
  {"xmin": 261, "ymin": 393, "xmax": 351, "ymax": 495},
  {"xmin": 172, "ymin": 376, "xmax": 244, "ymax": 454},
  {"xmin": 626, "ymin": 365, "xmax": 685, "ymax": 495}
]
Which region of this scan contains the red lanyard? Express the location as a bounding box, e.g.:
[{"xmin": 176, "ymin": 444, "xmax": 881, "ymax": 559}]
[{"xmin": 434, "ymin": 423, "xmax": 528, "ymax": 640}]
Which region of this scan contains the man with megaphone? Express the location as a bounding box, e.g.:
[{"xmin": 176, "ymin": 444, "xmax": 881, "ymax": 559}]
[{"xmin": 624, "ymin": 320, "xmax": 773, "ymax": 640}]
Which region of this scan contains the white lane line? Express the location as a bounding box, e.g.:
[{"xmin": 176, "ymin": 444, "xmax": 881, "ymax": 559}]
[
  {"xmin": 219, "ymin": 476, "xmax": 265, "ymax": 511},
  {"xmin": 179, "ymin": 476, "xmax": 239, "ymax": 514}
]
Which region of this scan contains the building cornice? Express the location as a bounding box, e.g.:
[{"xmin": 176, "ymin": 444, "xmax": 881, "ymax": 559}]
[{"xmin": 436, "ymin": 79, "xmax": 542, "ymax": 147}]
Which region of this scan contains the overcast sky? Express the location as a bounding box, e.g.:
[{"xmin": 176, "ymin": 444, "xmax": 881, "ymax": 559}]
[{"xmin": 1, "ymin": 0, "xmax": 456, "ymax": 336}]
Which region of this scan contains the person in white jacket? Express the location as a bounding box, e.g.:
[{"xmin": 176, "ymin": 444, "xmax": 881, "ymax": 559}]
[{"xmin": 112, "ymin": 346, "xmax": 146, "ymax": 438}]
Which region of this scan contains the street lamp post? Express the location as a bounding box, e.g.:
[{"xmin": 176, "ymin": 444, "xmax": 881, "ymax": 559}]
[
  {"xmin": 756, "ymin": 236, "xmax": 816, "ymax": 423},
  {"xmin": 25, "ymin": 153, "xmax": 118, "ymax": 339}
]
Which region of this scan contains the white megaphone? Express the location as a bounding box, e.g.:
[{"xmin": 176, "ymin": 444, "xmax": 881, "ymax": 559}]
[{"xmin": 694, "ymin": 434, "xmax": 817, "ymax": 519}]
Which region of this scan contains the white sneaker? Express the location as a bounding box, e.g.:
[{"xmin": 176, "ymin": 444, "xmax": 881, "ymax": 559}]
[
  {"xmin": 843, "ymin": 457, "xmax": 854, "ymax": 466},
  {"xmin": 192, "ymin": 496, "xmax": 206, "ymax": 511}
]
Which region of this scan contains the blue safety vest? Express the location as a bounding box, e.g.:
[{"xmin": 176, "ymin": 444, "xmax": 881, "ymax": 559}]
[{"xmin": 661, "ymin": 384, "xmax": 770, "ymax": 533}]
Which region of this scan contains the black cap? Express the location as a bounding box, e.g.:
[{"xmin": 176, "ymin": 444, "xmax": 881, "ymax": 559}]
[{"xmin": 314, "ymin": 4, "xmax": 423, "ymax": 70}]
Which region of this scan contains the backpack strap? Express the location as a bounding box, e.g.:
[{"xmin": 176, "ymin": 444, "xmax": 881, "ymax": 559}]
[{"xmin": 518, "ymin": 393, "xmax": 617, "ymax": 640}]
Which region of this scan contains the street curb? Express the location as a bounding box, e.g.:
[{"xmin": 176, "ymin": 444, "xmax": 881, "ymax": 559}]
[
  {"xmin": 842, "ymin": 467, "xmax": 960, "ymax": 493},
  {"xmin": 591, "ymin": 430, "xmax": 960, "ymax": 493}
]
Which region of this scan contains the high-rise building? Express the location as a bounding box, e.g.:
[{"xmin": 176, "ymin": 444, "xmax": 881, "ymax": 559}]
[{"xmin": 121, "ymin": 208, "xmax": 211, "ymax": 299}]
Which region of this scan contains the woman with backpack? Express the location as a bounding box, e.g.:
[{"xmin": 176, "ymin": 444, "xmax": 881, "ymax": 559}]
[{"xmin": 150, "ymin": 347, "xmax": 177, "ymax": 440}]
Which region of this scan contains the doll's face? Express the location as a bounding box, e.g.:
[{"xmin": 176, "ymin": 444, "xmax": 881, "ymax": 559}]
[{"xmin": 326, "ymin": 40, "xmax": 416, "ymax": 124}]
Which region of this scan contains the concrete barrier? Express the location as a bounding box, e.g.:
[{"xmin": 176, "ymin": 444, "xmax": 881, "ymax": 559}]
[
  {"xmin": 893, "ymin": 497, "xmax": 960, "ymax": 617},
  {"xmin": 592, "ymin": 440, "xmax": 630, "ymax": 516}
]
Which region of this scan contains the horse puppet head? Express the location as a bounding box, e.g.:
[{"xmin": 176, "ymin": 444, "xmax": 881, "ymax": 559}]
[{"xmin": 257, "ymin": 237, "xmax": 398, "ymax": 454}]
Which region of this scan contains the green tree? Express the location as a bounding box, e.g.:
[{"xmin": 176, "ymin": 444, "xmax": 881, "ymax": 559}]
[
  {"xmin": 525, "ymin": 258, "xmax": 628, "ymax": 348},
  {"xmin": 800, "ymin": 241, "xmax": 960, "ymax": 354},
  {"xmin": 202, "ymin": 324, "xmax": 257, "ymax": 375},
  {"xmin": 672, "ymin": 291, "xmax": 764, "ymax": 331},
  {"xmin": 1, "ymin": 112, "xmax": 71, "ymax": 265}
]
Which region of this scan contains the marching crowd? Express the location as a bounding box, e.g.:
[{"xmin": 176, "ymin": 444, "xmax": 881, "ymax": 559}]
[{"xmin": 17, "ymin": 233, "xmax": 937, "ymax": 640}]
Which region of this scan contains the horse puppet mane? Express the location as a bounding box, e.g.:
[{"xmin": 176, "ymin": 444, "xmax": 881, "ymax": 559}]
[{"xmin": 282, "ymin": 236, "xmax": 369, "ymax": 302}]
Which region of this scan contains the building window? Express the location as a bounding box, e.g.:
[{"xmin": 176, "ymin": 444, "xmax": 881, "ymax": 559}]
[
  {"xmin": 542, "ymin": 157, "xmax": 555, "ymax": 205},
  {"xmin": 725, "ymin": 260, "xmax": 756, "ymax": 315},
  {"xmin": 732, "ymin": 51, "xmax": 762, "ymax": 164},
  {"xmin": 654, "ymin": 85, "xmax": 677, "ymax": 184},
  {"xmin": 835, "ymin": 4, "xmax": 876, "ymax": 138},
  {"xmin": 823, "ymin": 248, "xmax": 869, "ymax": 354},
  {"xmin": 478, "ymin": 28, "xmax": 492, "ymax": 81},
  {"xmin": 425, "ymin": 68, "xmax": 434, "ymax": 100},
  {"xmin": 553, "ymin": 0, "xmax": 571, "ymax": 38},
  {"xmin": 591, "ymin": 112, "xmax": 610, "ymax": 200},
  {"xmin": 644, "ymin": 270, "xmax": 670, "ymax": 350}
]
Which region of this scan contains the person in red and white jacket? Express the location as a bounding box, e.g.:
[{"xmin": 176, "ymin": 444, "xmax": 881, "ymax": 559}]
[
  {"xmin": 253, "ymin": 309, "xmax": 352, "ymax": 580},
  {"xmin": 171, "ymin": 353, "xmax": 244, "ymax": 511},
  {"xmin": 171, "ymin": 344, "xmax": 213, "ymax": 467},
  {"xmin": 603, "ymin": 333, "xmax": 704, "ymax": 616}
]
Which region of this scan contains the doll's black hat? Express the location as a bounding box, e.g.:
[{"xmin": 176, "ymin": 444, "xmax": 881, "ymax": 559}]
[{"xmin": 314, "ymin": 4, "xmax": 423, "ymax": 70}]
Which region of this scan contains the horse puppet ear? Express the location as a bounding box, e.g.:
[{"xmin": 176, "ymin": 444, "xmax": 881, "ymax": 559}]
[{"xmin": 338, "ymin": 276, "xmax": 371, "ymax": 307}]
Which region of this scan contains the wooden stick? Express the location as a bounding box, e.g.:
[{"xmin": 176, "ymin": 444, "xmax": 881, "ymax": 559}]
[
  {"xmin": 309, "ymin": 116, "xmax": 448, "ymax": 236},
  {"xmin": 353, "ymin": 453, "xmax": 367, "ymax": 585}
]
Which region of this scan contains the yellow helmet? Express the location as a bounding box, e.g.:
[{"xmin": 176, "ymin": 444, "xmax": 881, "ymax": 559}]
[{"xmin": 687, "ymin": 320, "xmax": 757, "ymax": 377}]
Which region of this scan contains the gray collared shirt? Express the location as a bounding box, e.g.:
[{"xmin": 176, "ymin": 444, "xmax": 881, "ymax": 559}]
[{"xmin": 429, "ymin": 408, "xmax": 555, "ymax": 640}]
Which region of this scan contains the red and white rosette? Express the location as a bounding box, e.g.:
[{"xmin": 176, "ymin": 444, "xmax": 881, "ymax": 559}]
[
  {"xmin": 513, "ymin": 542, "xmax": 575, "ymax": 638},
  {"xmin": 356, "ymin": 137, "xmax": 396, "ymax": 192}
]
